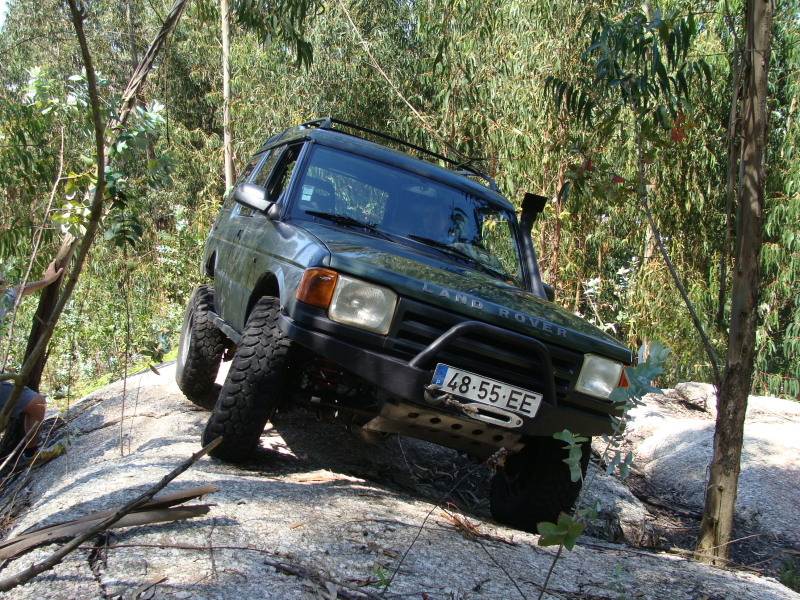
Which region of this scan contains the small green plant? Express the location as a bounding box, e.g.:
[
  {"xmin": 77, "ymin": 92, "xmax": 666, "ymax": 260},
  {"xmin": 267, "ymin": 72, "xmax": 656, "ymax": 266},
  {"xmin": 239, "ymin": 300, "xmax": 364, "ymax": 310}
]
[
  {"xmin": 780, "ymin": 557, "xmax": 800, "ymax": 592},
  {"xmin": 537, "ymin": 342, "xmax": 670, "ymax": 546},
  {"xmin": 609, "ymin": 563, "xmax": 634, "ymax": 600},
  {"xmin": 535, "ymin": 342, "xmax": 669, "ymax": 599},
  {"xmin": 553, "ymin": 429, "xmax": 589, "ymax": 482},
  {"xmin": 139, "ymin": 327, "xmax": 173, "ymax": 373},
  {"xmin": 370, "ymin": 565, "xmax": 391, "ymax": 589},
  {"xmin": 537, "ymin": 512, "xmax": 585, "ymax": 551},
  {"xmin": 603, "ymin": 341, "xmax": 669, "ymax": 478}
]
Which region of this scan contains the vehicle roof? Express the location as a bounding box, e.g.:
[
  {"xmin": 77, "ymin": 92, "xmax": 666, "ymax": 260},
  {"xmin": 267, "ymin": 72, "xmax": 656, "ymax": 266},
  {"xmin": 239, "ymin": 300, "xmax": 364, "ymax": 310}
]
[{"xmin": 258, "ymin": 120, "xmax": 514, "ymax": 212}]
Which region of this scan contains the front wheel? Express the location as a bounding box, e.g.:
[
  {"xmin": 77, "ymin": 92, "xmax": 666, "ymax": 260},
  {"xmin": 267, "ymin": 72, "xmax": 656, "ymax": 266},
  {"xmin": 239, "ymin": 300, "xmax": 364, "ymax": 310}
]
[
  {"xmin": 202, "ymin": 297, "xmax": 294, "ymax": 462},
  {"xmin": 175, "ymin": 285, "xmax": 226, "ymax": 408},
  {"xmin": 490, "ymin": 437, "xmax": 590, "ymax": 532}
]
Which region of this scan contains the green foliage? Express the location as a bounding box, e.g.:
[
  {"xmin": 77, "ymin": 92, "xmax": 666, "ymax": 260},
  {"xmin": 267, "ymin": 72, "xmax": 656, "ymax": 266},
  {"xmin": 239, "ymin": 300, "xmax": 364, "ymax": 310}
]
[
  {"xmin": 104, "ymin": 214, "xmax": 144, "ymax": 248},
  {"xmin": 553, "ymin": 429, "xmax": 589, "ymax": 483},
  {"xmin": 537, "ymin": 511, "xmax": 585, "ymax": 551},
  {"xmin": 780, "ymin": 557, "xmax": 800, "ymax": 592},
  {"xmin": 0, "ymin": 19, "xmax": 198, "ymax": 395},
  {"xmin": 369, "ymin": 565, "xmax": 391, "ymax": 589},
  {"xmin": 2, "ymin": 0, "xmax": 799, "ymax": 402},
  {"xmin": 231, "ymin": 0, "xmax": 317, "ymax": 68},
  {"xmin": 603, "ymin": 342, "xmax": 669, "ymax": 477}
]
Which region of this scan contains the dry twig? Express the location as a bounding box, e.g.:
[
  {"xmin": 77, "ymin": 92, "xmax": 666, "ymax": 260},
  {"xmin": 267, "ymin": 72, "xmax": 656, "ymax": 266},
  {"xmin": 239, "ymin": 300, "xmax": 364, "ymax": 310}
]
[{"xmin": 0, "ymin": 437, "xmax": 221, "ymax": 591}]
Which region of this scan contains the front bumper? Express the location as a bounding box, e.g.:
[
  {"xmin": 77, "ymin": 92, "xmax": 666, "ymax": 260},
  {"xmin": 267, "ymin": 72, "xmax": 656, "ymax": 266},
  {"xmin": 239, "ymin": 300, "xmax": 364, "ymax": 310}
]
[{"xmin": 278, "ymin": 303, "xmax": 619, "ymax": 456}]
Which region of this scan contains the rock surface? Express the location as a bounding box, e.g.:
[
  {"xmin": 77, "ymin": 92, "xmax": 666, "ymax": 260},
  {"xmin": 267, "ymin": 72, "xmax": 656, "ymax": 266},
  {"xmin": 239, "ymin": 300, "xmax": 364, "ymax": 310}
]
[
  {"xmin": 0, "ymin": 366, "xmax": 797, "ymax": 599},
  {"xmin": 624, "ymin": 382, "xmax": 800, "ymax": 563}
]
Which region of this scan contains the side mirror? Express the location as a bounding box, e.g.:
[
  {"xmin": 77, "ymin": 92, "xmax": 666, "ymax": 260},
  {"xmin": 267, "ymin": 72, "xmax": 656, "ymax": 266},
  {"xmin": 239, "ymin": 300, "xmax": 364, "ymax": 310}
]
[{"xmin": 233, "ymin": 183, "xmax": 274, "ymax": 215}]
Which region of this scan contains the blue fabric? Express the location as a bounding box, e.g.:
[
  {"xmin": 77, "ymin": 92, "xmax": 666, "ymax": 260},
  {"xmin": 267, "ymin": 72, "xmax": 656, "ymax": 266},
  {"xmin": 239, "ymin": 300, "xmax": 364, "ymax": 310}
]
[
  {"xmin": 0, "ymin": 289, "xmax": 16, "ymax": 324},
  {"xmin": 0, "ymin": 381, "xmax": 35, "ymax": 419}
]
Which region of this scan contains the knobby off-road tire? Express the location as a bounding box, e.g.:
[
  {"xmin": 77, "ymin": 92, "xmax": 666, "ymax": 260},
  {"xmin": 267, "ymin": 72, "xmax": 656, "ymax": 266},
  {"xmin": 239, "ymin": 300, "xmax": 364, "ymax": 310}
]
[
  {"xmin": 175, "ymin": 285, "xmax": 226, "ymax": 409},
  {"xmin": 202, "ymin": 297, "xmax": 293, "ymax": 462},
  {"xmin": 490, "ymin": 436, "xmax": 590, "ymax": 532}
]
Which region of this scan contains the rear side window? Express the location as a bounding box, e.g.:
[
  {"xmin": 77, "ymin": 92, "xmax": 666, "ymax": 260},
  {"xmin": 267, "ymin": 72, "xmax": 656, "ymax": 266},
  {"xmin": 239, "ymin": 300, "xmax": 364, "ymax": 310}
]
[
  {"xmin": 270, "ymin": 145, "xmax": 303, "ymax": 202},
  {"xmin": 250, "ymin": 149, "xmax": 283, "ymax": 189}
]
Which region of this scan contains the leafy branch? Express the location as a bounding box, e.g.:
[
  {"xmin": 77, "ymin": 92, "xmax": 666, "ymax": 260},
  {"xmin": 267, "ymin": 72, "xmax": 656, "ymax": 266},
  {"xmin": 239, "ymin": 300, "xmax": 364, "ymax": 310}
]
[
  {"xmin": 535, "ymin": 342, "xmax": 669, "ymax": 600},
  {"xmin": 544, "ymin": 9, "xmax": 721, "ymax": 388}
]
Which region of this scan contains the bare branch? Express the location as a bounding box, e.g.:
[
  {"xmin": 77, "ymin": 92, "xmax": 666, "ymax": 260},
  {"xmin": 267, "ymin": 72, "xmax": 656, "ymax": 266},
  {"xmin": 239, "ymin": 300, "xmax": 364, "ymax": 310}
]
[{"xmin": 0, "ymin": 437, "xmax": 221, "ymax": 591}]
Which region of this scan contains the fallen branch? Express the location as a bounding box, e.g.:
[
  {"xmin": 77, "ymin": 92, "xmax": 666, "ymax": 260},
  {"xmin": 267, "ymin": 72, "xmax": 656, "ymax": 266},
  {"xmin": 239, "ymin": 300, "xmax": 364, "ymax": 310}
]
[
  {"xmin": 438, "ymin": 503, "xmax": 519, "ymax": 546},
  {"xmin": 0, "ymin": 484, "xmax": 218, "ymax": 560},
  {"xmin": 0, "ymin": 436, "xmax": 221, "ymax": 591}
]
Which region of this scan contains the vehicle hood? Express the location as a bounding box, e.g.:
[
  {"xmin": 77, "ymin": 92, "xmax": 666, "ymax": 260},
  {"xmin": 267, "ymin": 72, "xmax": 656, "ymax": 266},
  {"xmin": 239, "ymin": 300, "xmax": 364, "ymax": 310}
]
[{"xmin": 301, "ymin": 223, "xmax": 631, "ymax": 362}]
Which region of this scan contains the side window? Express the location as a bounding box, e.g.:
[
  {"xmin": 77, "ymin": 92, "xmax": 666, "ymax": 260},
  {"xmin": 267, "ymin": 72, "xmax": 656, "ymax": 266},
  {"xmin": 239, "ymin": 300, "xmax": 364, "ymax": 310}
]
[
  {"xmin": 222, "ymin": 152, "xmax": 263, "ymax": 210},
  {"xmin": 269, "ymin": 144, "xmax": 302, "ymax": 203},
  {"xmin": 237, "ymin": 149, "xmax": 283, "ymax": 217},
  {"xmin": 250, "ymin": 148, "xmax": 283, "ymax": 188}
]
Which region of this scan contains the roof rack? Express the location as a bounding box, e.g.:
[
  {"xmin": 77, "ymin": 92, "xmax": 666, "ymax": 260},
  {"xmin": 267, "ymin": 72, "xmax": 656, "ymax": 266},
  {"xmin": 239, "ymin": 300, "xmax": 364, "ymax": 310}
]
[{"xmin": 300, "ymin": 117, "xmax": 499, "ymax": 191}]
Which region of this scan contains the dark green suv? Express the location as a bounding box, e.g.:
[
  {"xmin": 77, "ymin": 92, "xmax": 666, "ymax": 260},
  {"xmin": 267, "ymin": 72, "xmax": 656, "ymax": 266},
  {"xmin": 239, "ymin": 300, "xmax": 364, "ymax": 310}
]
[{"xmin": 176, "ymin": 118, "xmax": 631, "ymax": 532}]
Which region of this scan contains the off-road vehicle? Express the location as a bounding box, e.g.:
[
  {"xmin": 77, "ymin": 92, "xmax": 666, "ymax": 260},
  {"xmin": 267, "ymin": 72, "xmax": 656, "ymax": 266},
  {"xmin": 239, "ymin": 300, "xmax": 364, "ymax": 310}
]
[{"xmin": 176, "ymin": 117, "xmax": 632, "ymax": 532}]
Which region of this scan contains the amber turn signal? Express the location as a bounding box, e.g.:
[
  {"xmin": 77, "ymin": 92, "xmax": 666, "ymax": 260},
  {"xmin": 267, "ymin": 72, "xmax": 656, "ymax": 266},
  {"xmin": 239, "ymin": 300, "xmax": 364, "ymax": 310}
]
[{"xmin": 296, "ymin": 268, "xmax": 339, "ymax": 308}]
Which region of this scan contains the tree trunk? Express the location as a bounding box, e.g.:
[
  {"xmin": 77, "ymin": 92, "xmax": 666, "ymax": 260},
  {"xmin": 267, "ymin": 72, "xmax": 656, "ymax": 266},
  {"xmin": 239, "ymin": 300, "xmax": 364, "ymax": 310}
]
[
  {"xmin": 695, "ymin": 0, "xmax": 771, "ymax": 564},
  {"xmin": 22, "ymin": 236, "xmax": 77, "ymax": 392},
  {"xmin": 716, "ymin": 38, "xmax": 743, "ymax": 331},
  {"xmin": 548, "ymin": 164, "xmax": 565, "ymax": 292},
  {"xmin": 126, "ymin": 0, "xmax": 139, "ymax": 70},
  {"xmin": 221, "ymin": 0, "xmax": 235, "ymax": 189}
]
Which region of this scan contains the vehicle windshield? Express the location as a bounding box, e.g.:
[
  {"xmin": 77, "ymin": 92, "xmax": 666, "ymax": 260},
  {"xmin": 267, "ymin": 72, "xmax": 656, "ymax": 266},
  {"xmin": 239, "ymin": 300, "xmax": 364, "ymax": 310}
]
[{"xmin": 290, "ymin": 145, "xmax": 524, "ymax": 286}]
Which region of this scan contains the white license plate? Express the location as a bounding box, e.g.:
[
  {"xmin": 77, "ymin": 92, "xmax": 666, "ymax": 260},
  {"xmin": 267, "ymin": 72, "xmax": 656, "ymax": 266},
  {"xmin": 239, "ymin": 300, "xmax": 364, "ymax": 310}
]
[{"xmin": 432, "ymin": 364, "xmax": 542, "ymax": 418}]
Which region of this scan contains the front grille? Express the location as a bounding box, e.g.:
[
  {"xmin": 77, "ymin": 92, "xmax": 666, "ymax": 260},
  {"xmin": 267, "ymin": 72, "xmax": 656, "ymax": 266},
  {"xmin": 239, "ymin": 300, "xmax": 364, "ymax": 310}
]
[{"xmin": 385, "ymin": 298, "xmax": 583, "ymax": 405}]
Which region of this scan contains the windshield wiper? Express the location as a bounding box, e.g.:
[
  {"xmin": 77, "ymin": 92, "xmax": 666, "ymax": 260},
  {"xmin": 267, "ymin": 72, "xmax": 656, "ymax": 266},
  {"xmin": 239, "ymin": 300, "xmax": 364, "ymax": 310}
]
[
  {"xmin": 407, "ymin": 234, "xmax": 509, "ymax": 281},
  {"xmin": 305, "ymin": 211, "xmax": 391, "ymax": 240}
]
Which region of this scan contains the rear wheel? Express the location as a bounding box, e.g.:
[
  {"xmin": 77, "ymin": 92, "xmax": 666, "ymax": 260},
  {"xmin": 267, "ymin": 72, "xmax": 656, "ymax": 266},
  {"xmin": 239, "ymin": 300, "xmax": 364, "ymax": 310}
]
[
  {"xmin": 202, "ymin": 297, "xmax": 293, "ymax": 462},
  {"xmin": 490, "ymin": 437, "xmax": 590, "ymax": 532},
  {"xmin": 176, "ymin": 285, "xmax": 226, "ymax": 408}
]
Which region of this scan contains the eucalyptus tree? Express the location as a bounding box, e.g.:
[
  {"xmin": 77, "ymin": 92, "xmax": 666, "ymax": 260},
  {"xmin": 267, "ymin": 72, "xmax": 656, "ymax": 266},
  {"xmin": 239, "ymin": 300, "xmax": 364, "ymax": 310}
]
[
  {"xmin": 535, "ymin": 0, "xmax": 786, "ymax": 563},
  {"xmin": 753, "ymin": 6, "xmax": 800, "ymax": 399},
  {"xmin": 214, "ymin": 0, "xmax": 418, "ymax": 151},
  {"xmin": 0, "ymin": 0, "xmax": 320, "ymax": 397},
  {"xmin": 199, "ymin": 0, "xmax": 316, "ymax": 188},
  {"xmin": 696, "ymin": 0, "xmax": 773, "ymax": 563}
]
